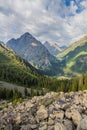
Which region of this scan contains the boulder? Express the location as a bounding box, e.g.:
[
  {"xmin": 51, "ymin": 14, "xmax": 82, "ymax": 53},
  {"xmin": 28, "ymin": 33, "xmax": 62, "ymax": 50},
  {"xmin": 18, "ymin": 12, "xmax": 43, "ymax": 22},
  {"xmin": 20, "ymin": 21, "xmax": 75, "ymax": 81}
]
[
  {"xmin": 71, "ymin": 109, "xmax": 82, "ymax": 126},
  {"xmin": 65, "ymin": 109, "xmax": 72, "ymax": 119},
  {"xmin": 36, "ymin": 105, "xmax": 48, "ymax": 121},
  {"xmin": 39, "ymin": 122, "xmax": 47, "ymax": 130},
  {"xmin": 65, "ymin": 109, "xmax": 82, "ymax": 126},
  {"xmin": 20, "ymin": 125, "xmax": 31, "ymax": 130},
  {"xmin": 77, "ymin": 117, "xmax": 87, "ymax": 130},
  {"xmin": 54, "ymin": 123, "xmax": 67, "ymax": 130},
  {"xmin": 15, "ymin": 113, "xmax": 21, "ymax": 124},
  {"xmin": 53, "ymin": 109, "xmax": 64, "ymax": 119},
  {"xmin": 64, "ymin": 119, "xmax": 75, "ymax": 130},
  {"xmin": 48, "ymin": 118, "xmax": 54, "ymax": 126},
  {"xmin": 48, "ymin": 126, "xmax": 54, "ymax": 130}
]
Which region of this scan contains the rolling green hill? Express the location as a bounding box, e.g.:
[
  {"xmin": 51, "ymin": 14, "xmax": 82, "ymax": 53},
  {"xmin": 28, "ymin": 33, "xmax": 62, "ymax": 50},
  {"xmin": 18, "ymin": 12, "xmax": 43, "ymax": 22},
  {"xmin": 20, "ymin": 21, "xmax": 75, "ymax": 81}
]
[
  {"xmin": 57, "ymin": 35, "xmax": 87, "ymax": 58},
  {"xmin": 57, "ymin": 35, "xmax": 87, "ymax": 77}
]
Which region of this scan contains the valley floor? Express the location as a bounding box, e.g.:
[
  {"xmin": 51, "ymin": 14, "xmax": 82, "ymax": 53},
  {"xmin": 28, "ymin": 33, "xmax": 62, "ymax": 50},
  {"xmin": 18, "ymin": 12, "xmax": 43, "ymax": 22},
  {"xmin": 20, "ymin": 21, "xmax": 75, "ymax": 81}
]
[{"xmin": 0, "ymin": 91, "xmax": 87, "ymax": 130}]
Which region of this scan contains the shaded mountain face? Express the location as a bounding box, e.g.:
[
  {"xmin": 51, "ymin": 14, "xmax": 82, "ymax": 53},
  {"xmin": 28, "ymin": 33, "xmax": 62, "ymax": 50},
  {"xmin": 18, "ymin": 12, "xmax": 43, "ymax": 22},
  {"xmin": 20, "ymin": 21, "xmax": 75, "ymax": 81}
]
[
  {"xmin": 7, "ymin": 32, "xmax": 62, "ymax": 75},
  {"xmin": 60, "ymin": 45, "xmax": 67, "ymax": 51},
  {"xmin": 44, "ymin": 41, "xmax": 62, "ymax": 56},
  {"xmin": 57, "ymin": 35, "xmax": 87, "ymax": 77}
]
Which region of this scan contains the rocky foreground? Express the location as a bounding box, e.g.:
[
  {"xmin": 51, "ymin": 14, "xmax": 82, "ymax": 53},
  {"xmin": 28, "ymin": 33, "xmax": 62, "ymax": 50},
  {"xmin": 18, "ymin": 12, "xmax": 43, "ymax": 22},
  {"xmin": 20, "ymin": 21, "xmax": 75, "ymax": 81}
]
[{"xmin": 0, "ymin": 91, "xmax": 87, "ymax": 130}]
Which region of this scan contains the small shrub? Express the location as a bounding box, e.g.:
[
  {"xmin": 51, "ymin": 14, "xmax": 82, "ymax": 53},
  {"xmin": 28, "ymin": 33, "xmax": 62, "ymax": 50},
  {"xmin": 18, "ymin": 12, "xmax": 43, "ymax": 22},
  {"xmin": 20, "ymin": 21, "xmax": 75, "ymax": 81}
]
[{"xmin": 12, "ymin": 98, "xmax": 23, "ymax": 106}]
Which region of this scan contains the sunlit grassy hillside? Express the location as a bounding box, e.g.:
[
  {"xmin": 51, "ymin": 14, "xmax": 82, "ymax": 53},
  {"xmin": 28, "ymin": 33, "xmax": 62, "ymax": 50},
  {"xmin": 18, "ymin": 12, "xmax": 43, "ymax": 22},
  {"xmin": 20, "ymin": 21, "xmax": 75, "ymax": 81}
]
[{"xmin": 57, "ymin": 35, "xmax": 87, "ymax": 77}]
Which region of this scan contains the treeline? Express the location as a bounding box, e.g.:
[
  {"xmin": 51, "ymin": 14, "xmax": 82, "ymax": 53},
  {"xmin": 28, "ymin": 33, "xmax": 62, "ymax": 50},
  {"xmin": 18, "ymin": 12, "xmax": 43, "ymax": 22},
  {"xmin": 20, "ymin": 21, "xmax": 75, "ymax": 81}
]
[
  {"xmin": 34, "ymin": 73, "xmax": 87, "ymax": 93},
  {"xmin": 0, "ymin": 66, "xmax": 87, "ymax": 93},
  {"xmin": 0, "ymin": 87, "xmax": 45, "ymax": 100},
  {"xmin": 0, "ymin": 73, "xmax": 87, "ymax": 100},
  {"xmin": 0, "ymin": 63, "xmax": 87, "ymax": 98},
  {"xmin": 0, "ymin": 88, "xmax": 22, "ymax": 100},
  {"xmin": 41, "ymin": 73, "xmax": 87, "ymax": 92},
  {"xmin": 0, "ymin": 64, "xmax": 38, "ymax": 87}
]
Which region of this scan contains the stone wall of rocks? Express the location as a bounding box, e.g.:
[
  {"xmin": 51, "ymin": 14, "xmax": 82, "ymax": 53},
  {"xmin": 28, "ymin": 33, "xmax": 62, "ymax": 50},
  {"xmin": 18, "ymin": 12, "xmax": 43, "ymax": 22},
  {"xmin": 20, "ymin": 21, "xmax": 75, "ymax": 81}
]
[{"xmin": 0, "ymin": 91, "xmax": 87, "ymax": 130}]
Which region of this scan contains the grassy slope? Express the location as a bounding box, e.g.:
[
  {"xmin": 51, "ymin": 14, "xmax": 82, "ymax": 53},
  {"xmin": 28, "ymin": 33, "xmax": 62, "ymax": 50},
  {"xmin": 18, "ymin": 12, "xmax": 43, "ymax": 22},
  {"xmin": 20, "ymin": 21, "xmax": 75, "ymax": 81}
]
[
  {"xmin": 57, "ymin": 36, "xmax": 87, "ymax": 77},
  {"xmin": 57, "ymin": 35, "xmax": 87, "ymax": 58},
  {"xmin": 63, "ymin": 52, "xmax": 87, "ymax": 76}
]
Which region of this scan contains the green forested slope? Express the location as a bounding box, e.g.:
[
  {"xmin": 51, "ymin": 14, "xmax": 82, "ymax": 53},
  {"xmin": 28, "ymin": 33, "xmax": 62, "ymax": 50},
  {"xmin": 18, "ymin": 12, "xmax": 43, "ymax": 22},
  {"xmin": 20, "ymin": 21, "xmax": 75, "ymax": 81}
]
[
  {"xmin": 57, "ymin": 36, "xmax": 87, "ymax": 76},
  {"xmin": 0, "ymin": 41, "xmax": 39, "ymax": 86}
]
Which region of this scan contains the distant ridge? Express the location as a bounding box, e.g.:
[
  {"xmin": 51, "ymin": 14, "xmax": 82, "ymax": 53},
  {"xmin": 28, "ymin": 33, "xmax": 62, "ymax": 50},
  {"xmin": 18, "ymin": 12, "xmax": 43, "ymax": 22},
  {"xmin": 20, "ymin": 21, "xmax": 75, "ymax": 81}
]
[{"xmin": 44, "ymin": 41, "xmax": 62, "ymax": 56}]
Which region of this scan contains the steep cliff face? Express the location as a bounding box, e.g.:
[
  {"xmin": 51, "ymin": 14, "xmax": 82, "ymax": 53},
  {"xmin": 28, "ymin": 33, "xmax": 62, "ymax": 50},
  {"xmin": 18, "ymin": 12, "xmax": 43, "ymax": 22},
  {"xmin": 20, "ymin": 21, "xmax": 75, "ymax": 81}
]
[{"xmin": 7, "ymin": 33, "xmax": 58, "ymax": 70}]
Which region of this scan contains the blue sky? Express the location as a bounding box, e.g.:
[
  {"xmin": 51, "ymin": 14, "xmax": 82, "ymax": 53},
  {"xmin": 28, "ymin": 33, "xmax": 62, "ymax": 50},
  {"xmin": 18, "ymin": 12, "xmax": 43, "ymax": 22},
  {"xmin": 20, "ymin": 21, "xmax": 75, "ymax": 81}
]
[
  {"xmin": 65, "ymin": 0, "xmax": 85, "ymax": 13},
  {"xmin": 0, "ymin": 0, "xmax": 87, "ymax": 46}
]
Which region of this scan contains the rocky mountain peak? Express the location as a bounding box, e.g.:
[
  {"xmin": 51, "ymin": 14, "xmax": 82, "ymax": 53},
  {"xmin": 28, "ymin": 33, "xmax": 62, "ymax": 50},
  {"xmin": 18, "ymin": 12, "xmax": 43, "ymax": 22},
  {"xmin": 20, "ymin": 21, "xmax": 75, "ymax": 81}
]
[
  {"xmin": 17, "ymin": 32, "xmax": 37, "ymax": 45},
  {"xmin": 20, "ymin": 32, "xmax": 34, "ymax": 39},
  {"xmin": 7, "ymin": 32, "xmax": 60, "ymax": 73}
]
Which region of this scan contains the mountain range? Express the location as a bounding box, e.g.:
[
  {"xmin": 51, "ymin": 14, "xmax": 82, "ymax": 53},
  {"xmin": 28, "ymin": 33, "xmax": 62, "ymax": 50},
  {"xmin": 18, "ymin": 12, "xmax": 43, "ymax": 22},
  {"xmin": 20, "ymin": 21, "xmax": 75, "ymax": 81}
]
[
  {"xmin": 44, "ymin": 41, "xmax": 62, "ymax": 56},
  {"xmin": 7, "ymin": 32, "xmax": 62, "ymax": 76},
  {"xmin": 6, "ymin": 32, "xmax": 87, "ymax": 77},
  {"xmin": 43, "ymin": 41, "xmax": 67, "ymax": 56},
  {"xmin": 7, "ymin": 33, "xmax": 54, "ymax": 70}
]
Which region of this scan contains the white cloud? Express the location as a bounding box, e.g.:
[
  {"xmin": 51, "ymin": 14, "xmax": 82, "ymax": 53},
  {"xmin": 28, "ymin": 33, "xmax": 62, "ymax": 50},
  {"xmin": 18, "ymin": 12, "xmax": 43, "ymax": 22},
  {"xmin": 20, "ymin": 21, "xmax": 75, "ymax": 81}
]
[{"xmin": 0, "ymin": 0, "xmax": 87, "ymax": 46}]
